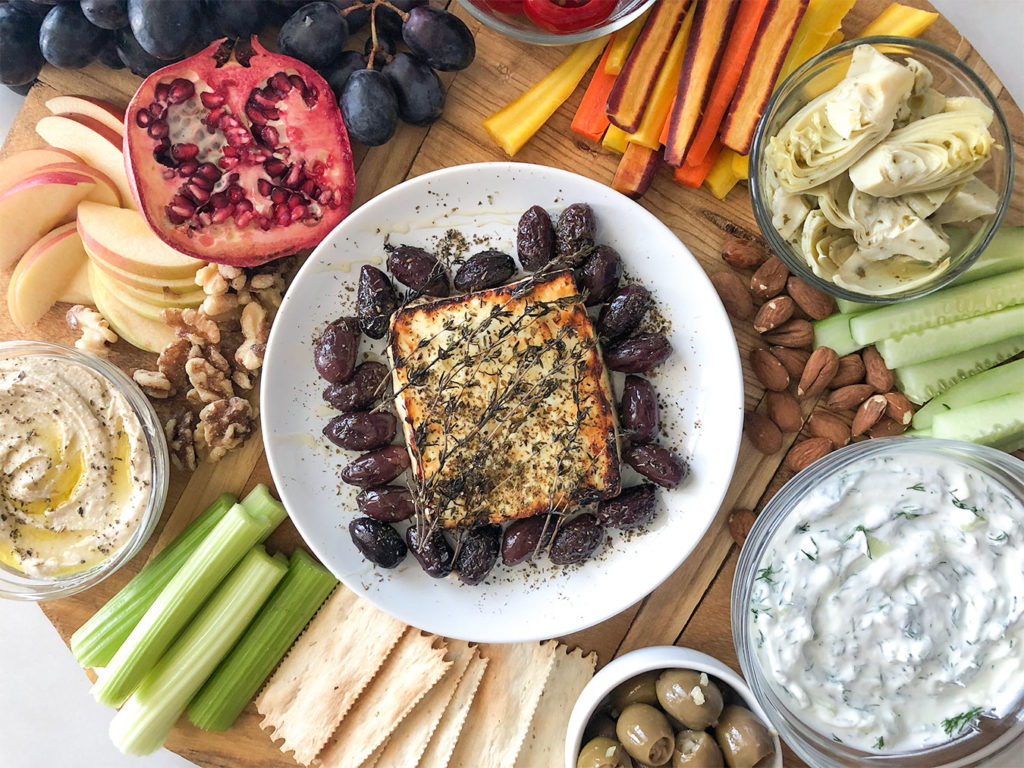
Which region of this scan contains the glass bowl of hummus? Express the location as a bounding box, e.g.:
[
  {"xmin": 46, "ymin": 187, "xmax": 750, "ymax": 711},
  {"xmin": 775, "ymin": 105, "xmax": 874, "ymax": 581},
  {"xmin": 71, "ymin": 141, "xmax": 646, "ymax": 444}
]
[
  {"xmin": 733, "ymin": 437, "xmax": 1024, "ymax": 767},
  {"xmin": 0, "ymin": 341, "xmax": 168, "ymax": 601},
  {"xmin": 749, "ymin": 36, "xmax": 1013, "ymax": 304}
]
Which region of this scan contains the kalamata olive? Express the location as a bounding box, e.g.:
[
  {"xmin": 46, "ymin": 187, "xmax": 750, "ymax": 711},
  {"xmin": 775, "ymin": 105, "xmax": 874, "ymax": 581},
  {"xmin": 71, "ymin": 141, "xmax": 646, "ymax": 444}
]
[
  {"xmin": 623, "ymin": 444, "xmax": 687, "ymax": 489},
  {"xmin": 323, "ymin": 411, "xmax": 397, "ymax": 450},
  {"xmin": 598, "ymin": 485, "xmax": 657, "ymax": 530},
  {"xmin": 453, "ymin": 249, "xmax": 516, "ymax": 292},
  {"xmin": 348, "ymin": 517, "xmax": 406, "ymax": 568},
  {"xmin": 621, "ymin": 375, "xmax": 659, "ymax": 443},
  {"xmin": 556, "ymin": 202, "xmax": 595, "ymax": 264},
  {"xmin": 406, "ymin": 524, "xmax": 454, "ymax": 578},
  {"xmin": 610, "ymin": 671, "xmax": 660, "ymax": 714},
  {"xmin": 616, "ymin": 703, "xmax": 674, "ymax": 766},
  {"xmin": 501, "ymin": 514, "xmax": 554, "ymax": 566},
  {"xmin": 714, "ymin": 706, "xmax": 775, "ymax": 768},
  {"xmin": 388, "ymin": 244, "xmax": 450, "ymax": 296},
  {"xmin": 517, "ymin": 205, "xmax": 555, "ymax": 271},
  {"xmin": 580, "ymin": 245, "xmax": 622, "ymax": 305},
  {"xmin": 549, "ymin": 513, "xmax": 603, "ymax": 565},
  {"xmin": 323, "ymin": 361, "xmax": 390, "ymax": 412},
  {"xmin": 673, "ymin": 730, "xmax": 725, "ymax": 768},
  {"xmin": 357, "ymin": 486, "xmax": 416, "ymax": 522},
  {"xmin": 357, "ymin": 265, "xmax": 399, "ymax": 339},
  {"xmin": 577, "ymin": 736, "xmax": 635, "ymax": 768},
  {"xmin": 454, "ymin": 523, "xmax": 501, "ymax": 585},
  {"xmin": 604, "ymin": 333, "xmax": 672, "ymax": 374},
  {"xmin": 340, "ymin": 445, "xmax": 410, "ymax": 487},
  {"xmin": 598, "ymin": 284, "xmax": 652, "ymax": 340},
  {"xmin": 314, "ymin": 316, "xmax": 360, "ymax": 383},
  {"xmin": 657, "ymin": 670, "xmax": 724, "ymax": 730}
]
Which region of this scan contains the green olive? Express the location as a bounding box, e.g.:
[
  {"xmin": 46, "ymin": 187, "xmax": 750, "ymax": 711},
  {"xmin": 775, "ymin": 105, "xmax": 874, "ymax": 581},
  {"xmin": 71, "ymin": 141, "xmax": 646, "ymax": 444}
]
[
  {"xmin": 577, "ymin": 736, "xmax": 635, "ymax": 768},
  {"xmin": 673, "ymin": 730, "xmax": 725, "ymax": 768},
  {"xmin": 610, "ymin": 671, "xmax": 660, "ymax": 714},
  {"xmin": 616, "ymin": 703, "xmax": 675, "ymax": 766},
  {"xmin": 715, "ymin": 706, "xmax": 776, "ymax": 768},
  {"xmin": 584, "ymin": 713, "xmax": 620, "ymax": 743},
  {"xmin": 656, "ymin": 669, "xmax": 724, "ymax": 730}
]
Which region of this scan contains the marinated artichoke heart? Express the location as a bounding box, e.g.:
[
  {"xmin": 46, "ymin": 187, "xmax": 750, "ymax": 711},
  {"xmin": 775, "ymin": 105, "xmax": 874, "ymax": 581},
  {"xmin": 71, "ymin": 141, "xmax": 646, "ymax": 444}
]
[
  {"xmin": 930, "ymin": 177, "xmax": 1000, "ymax": 224},
  {"xmin": 766, "ymin": 45, "xmax": 915, "ymax": 193},
  {"xmin": 800, "ymin": 209, "xmax": 857, "ymax": 281},
  {"xmin": 764, "ymin": 165, "xmax": 811, "ymax": 239},
  {"xmin": 853, "ymin": 196, "xmax": 950, "ymax": 263},
  {"xmin": 849, "ymin": 96, "xmax": 995, "ymax": 197},
  {"xmin": 893, "ymin": 57, "xmax": 946, "ymax": 128}
]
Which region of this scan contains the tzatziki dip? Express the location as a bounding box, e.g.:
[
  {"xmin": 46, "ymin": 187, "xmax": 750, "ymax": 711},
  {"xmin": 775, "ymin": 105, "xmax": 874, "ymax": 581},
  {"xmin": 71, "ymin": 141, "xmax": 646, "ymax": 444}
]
[{"xmin": 749, "ymin": 448, "xmax": 1024, "ymax": 752}]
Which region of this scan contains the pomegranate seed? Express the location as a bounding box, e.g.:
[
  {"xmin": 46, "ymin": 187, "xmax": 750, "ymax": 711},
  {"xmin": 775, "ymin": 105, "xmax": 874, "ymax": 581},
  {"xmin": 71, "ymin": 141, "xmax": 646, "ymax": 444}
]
[
  {"xmin": 198, "ymin": 211, "xmax": 213, "ymax": 227},
  {"xmin": 235, "ymin": 210, "xmax": 254, "ymax": 228},
  {"xmin": 209, "ymin": 191, "xmax": 229, "ymax": 208},
  {"xmin": 290, "ymin": 204, "xmax": 308, "ymax": 222},
  {"xmin": 255, "ymin": 125, "xmax": 279, "ymax": 148},
  {"xmin": 196, "ymin": 163, "xmax": 221, "ymax": 181},
  {"xmin": 205, "ymin": 107, "xmax": 225, "ymax": 126},
  {"xmin": 288, "ymin": 193, "xmax": 303, "ymax": 208},
  {"xmin": 148, "ymin": 121, "xmax": 169, "ymax": 139},
  {"xmin": 284, "ymin": 163, "xmax": 304, "ymax": 189},
  {"xmin": 252, "ymin": 90, "xmax": 278, "ymax": 110},
  {"xmin": 246, "ymin": 102, "xmax": 268, "ymax": 126},
  {"xmin": 257, "ymin": 179, "xmax": 272, "ymax": 197},
  {"xmin": 212, "ymin": 204, "xmax": 235, "ymax": 223},
  {"xmin": 288, "ymin": 74, "xmax": 305, "ymax": 91},
  {"xmin": 332, "ymin": 188, "xmax": 342, "ymax": 208},
  {"xmin": 264, "ymin": 158, "xmax": 286, "ymax": 178},
  {"xmin": 171, "ymin": 143, "xmax": 199, "ymax": 162},
  {"xmin": 200, "ymin": 90, "xmax": 224, "ymax": 108},
  {"xmin": 169, "ymin": 195, "xmax": 195, "ymax": 217},
  {"xmin": 167, "ymin": 208, "xmax": 187, "ymax": 225},
  {"xmin": 190, "ymin": 174, "xmax": 215, "ymax": 191},
  {"xmin": 271, "ymin": 187, "xmax": 287, "ymax": 204},
  {"xmin": 168, "ymin": 78, "xmax": 195, "ymax": 105},
  {"xmin": 222, "ymin": 145, "xmax": 237, "ymax": 157},
  {"xmin": 178, "ymin": 160, "xmax": 199, "ymax": 177},
  {"xmin": 301, "ymin": 179, "xmax": 316, "ymax": 196},
  {"xmin": 258, "ymin": 215, "xmax": 272, "ymax": 231},
  {"xmin": 316, "ymin": 188, "xmax": 331, "ymax": 206},
  {"xmin": 186, "ymin": 183, "xmax": 212, "ymax": 203},
  {"xmin": 263, "ymin": 106, "xmax": 281, "ymax": 120},
  {"xmin": 155, "ymin": 82, "xmax": 170, "ymax": 103},
  {"xmin": 227, "ymin": 173, "xmax": 240, "ymax": 184},
  {"xmin": 218, "ymin": 156, "xmax": 240, "ymax": 170},
  {"xmin": 135, "ymin": 108, "xmax": 152, "ymax": 128},
  {"xmin": 274, "ymin": 205, "xmax": 291, "ymax": 226},
  {"xmin": 235, "ymin": 199, "xmax": 253, "ymax": 213},
  {"xmin": 310, "ymin": 161, "xmax": 325, "ymax": 179},
  {"xmin": 271, "ymin": 73, "xmax": 292, "ymax": 93},
  {"xmin": 227, "ymin": 185, "xmax": 245, "ymax": 203},
  {"xmin": 162, "ymin": 169, "xmax": 175, "ymax": 180}
]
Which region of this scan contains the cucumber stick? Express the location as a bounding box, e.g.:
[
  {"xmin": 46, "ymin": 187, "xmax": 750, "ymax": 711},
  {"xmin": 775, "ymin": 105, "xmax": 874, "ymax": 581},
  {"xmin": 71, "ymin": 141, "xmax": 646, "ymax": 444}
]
[
  {"xmin": 896, "ymin": 336, "xmax": 1024, "ymax": 404},
  {"xmin": 813, "ymin": 313, "xmax": 863, "ymax": 355},
  {"xmin": 850, "ymin": 269, "xmax": 1024, "ymax": 346},
  {"xmin": 913, "ymin": 359, "xmax": 1024, "ymax": 429},
  {"xmin": 931, "ymin": 392, "xmax": 1024, "ymax": 452},
  {"xmin": 875, "ymin": 304, "xmax": 1024, "ymax": 369}
]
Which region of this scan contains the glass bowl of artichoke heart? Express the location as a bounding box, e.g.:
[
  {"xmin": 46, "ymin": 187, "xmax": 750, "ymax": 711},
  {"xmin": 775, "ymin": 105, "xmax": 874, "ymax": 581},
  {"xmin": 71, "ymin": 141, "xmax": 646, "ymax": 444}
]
[{"xmin": 749, "ymin": 36, "xmax": 1013, "ymax": 303}]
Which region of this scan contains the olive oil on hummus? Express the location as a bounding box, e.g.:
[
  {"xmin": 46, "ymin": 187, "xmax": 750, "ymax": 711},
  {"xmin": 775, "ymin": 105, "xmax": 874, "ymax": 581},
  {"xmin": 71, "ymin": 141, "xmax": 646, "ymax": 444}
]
[{"xmin": 0, "ymin": 356, "xmax": 151, "ymax": 577}]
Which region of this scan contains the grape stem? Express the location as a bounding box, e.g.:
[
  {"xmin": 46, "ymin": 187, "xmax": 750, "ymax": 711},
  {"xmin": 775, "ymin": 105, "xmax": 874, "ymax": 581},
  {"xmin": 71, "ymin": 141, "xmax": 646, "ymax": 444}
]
[
  {"xmin": 365, "ymin": 5, "xmax": 395, "ymax": 70},
  {"xmin": 374, "ymin": 0, "xmax": 410, "ymax": 21}
]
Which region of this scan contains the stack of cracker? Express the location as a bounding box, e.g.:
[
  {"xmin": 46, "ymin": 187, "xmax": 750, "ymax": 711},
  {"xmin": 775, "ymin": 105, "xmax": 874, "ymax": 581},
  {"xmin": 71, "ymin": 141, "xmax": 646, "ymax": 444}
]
[{"xmin": 256, "ymin": 585, "xmax": 596, "ymax": 768}]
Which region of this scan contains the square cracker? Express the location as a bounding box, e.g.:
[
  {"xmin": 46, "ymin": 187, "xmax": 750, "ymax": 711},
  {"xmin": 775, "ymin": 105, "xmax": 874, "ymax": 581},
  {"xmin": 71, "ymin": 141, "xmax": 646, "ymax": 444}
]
[
  {"xmin": 255, "ymin": 586, "xmax": 406, "ymax": 765},
  {"xmin": 447, "ymin": 641, "xmax": 559, "ymax": 768},
  {"xmin": 317, "ymin": 629, "xmax": 452, "ymax": 768},
  {"xmin": 418, "ymin": 651, "xmax": 489, "ymax": 768}
]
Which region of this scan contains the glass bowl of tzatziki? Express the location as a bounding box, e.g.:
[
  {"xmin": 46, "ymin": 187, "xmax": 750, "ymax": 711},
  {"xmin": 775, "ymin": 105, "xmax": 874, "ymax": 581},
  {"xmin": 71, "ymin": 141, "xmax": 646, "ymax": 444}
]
[
  {"xmin": 733, "ymin": 437, "xmax": 1024, "ymax": 767},
  {"xmin": 0, "ymin": 341, "xmax": 168, "ymax": 600},
  {"xmin": 749, "ymin": 36, "xmax": 1013, "ymax": 304}
]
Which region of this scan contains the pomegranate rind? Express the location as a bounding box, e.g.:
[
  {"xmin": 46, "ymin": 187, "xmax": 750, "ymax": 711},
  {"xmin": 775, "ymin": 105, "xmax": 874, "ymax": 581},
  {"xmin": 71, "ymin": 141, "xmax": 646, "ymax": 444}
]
[{"xmin": 124, "ymin": 37, "xmax": 355, "ymax": 267}]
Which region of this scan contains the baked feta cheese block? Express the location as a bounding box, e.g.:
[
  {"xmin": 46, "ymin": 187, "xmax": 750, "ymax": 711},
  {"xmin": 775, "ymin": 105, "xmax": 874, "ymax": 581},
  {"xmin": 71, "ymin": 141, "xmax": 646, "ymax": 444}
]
[{"xmin": 389, "ymin": 270, "xmax": 620, "ymax": 529}]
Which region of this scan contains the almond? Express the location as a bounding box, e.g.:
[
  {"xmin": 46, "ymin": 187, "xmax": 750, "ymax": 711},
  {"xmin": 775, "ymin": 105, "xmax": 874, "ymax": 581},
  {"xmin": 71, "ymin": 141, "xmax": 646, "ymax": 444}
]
[
  {"xmin": 762, "ymin": 318, "xmax": 813, "ymax": 348},
  {"xmin": 711, "ymin": 270, "xmax": 755, "ymax": 320},
  {"xmin": 797, "ymin": 346, "xmax": 840, "ymax": 398},
  {"xmin": 869, "ymin": 417, "xmax": 908, "ymax": 438},
  {"xmin": 807, "ymin": 411, "xmax": 851, "ymax": 447},
  {"xmin": 722, "ymin": 237, "xmax": 767, "ymax": 270},
  {"xmin": 770, "ymin": 346, "xmax": 811, "ymax": 379},
  {"xmin": 884, "ymin": 391, "xmax": 915, "ymax": 425},
  {"xmin": 785, "ymin": 437, "xmax": 833, "ymax": 472},
  {"xmin": 826, "ymin": 383, "xmax": 876, "ymax": 411},
  {"xmin": 728, "ymin": 508, "xmax": 757, "ymax": 547},
  {"xmin": 765, "ymin": 390, "xmax": 803, "ymax": 433},
  {"xmin": 786, "ymin": 276, "xmax": 836, "ymax": 320},
  {"xmin": 750, "ymin": 348, "xmax": 790, "ymax": 392},
  {"xmin": 831, "ymin": 353, "xmax": 866, "ymax": 388},
  {"xmin": 744, "ymin": 411, "xmax": 783, "ymax": 454},
  {"xmin": 863, "ymin": 346, "xmax": 895, "ymax": 392},
  {"xmin": 753, "ymin": 296, "xmax": 795, "ymax": 333},
  {"xmin": 750, "ymin": 255, "xmax": 789, "ymax": 300},
  {"xmin": 852, "ymin": 394, "xmax": 888, "ymax": 436}
]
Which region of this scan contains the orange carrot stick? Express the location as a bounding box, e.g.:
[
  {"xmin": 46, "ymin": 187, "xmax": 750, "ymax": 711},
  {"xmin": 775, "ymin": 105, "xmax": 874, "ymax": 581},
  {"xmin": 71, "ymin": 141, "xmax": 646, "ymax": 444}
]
[
  {"xmin": 570, "ymin": 42, "xmax": 618, "ymax": 142},
  {"xmin": 673, "ymin": 138, "xmax": 722, "ymax": 187}
]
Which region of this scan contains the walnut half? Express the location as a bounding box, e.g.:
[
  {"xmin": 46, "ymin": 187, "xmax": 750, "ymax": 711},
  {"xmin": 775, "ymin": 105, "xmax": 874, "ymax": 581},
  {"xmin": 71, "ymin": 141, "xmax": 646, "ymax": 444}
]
[
  {"xmin": 198, "ymin": 397, "xmax": 255, "ymax": 461},
  {"xmin": 66, "ymin": 305, "xmax": 118, "ymax": 355}
]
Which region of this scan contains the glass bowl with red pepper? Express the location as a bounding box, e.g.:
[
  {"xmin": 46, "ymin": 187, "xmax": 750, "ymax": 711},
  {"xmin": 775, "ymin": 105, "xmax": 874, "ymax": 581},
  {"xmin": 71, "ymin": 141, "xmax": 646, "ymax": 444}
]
[{"xmin": 457, "ymin": 0, "xmax": 653, "ymax": 45}]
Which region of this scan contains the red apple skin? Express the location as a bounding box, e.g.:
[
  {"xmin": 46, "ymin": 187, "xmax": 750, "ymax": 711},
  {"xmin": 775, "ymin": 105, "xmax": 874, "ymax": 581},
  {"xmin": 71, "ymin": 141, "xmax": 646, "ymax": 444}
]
[
  {"xmin": 35, "ymin": 114, "xmax": 133, "ymax": 207},
  {"xmin": 7, "ymin": 222, "xmax": 88, "ymax": 330},
  {"xmin": 46, "ymin": 95, "xmax": 126, "ymax": 137},
  {"xmin": 0, "ymin": 147, "xmax": 83, "ymax": 196},
  {"xmin": 8, "ymin": 161, "xmax": 120, "ymax": 204}
]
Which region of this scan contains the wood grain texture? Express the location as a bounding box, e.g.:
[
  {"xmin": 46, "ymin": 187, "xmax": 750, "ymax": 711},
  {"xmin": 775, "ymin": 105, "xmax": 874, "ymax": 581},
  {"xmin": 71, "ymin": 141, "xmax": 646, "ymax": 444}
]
[{"xmin": 0, "ymin": 2, "xmax": 1019, "ymax": 766}]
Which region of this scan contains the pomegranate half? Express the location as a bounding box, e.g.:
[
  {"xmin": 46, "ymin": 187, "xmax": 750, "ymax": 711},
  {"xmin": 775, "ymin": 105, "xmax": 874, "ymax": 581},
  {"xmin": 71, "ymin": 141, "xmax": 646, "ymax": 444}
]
[{"xmin": 124, "ymin": 37, "xmax": 355, "ymax": 266}]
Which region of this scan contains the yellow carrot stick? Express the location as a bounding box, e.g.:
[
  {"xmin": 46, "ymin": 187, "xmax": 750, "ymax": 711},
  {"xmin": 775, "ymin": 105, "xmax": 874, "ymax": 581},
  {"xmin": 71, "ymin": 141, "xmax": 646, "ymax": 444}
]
[
  {"xmin": 602, "ymin": 124, "xmax": 630, "ymax": 154},
  {"xmin": 704, "ymin": 147, "xmax": 744, "ymax": 199},
  {"xmin": 605, "ymin": 11, "xmax": 650, "ymax": 75},
  {"xmin": 777, "ymin": 0, "xmax": 856, "ymax": 83},
  {"xmin": 858, "ymin": 3, "xmax": 938, "ymax": 37}
]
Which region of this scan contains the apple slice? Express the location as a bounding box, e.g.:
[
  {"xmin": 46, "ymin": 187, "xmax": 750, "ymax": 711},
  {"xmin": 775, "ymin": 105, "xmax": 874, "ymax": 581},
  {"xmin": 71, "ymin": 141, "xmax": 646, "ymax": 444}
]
[
  {"xmin": 78, "ymin": 201, "xmax": 205, "ymax": 280},
  {"xmin": 8, "ymin": 223, "xmax": 89, "ymax": 329},
  {"xmin": 119, "ymin": 278, "xmax": 204, "ymax": 308},
  {"xmin": 0, "ymin": 147, "xmax": 82, "ymax": 196},
  {"xmin": 88, "ymin": 263, "xmax": 177, "ymax": 353},
  {"xmin": 46, "ymin": 95, "xmax": 126, "ymax": 137},
  {"xmin": 91, "ymin": 263, "xmax": 202, "ymax": 320},
  {"xmin": 36, "ymin": 114, "xmax": 133, "ymax": 207},
  {"xmin": 29, "ymin": 161, "xmax": 120, "ymax": 205},
  {"xmin": 57, "ymin": 262, "xmax": 93, "ymax": 304},
  {"xmin": 88, "ymin": 253, "xmax": 203, "ymax": 294},
  {"xmin": 0, "ymin": 166, "xmax": 119, "ymax": 268}
]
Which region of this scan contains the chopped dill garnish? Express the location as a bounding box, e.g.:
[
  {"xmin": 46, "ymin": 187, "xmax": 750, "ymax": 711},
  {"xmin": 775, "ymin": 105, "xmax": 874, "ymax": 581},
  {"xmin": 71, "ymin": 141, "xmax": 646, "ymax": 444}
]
[
  {"xmin": 874, "ymin": 736, "xmax": 885, "ymax": 749},
  {"xmin": 797, "ymin": 522, "xmax": 810, "ymax": 533},
  {"xmin": 942, "ymin": 707, "xmax": 984, "ymax": 737},
  {"xmin": 802, "ymin": 549, "xmax": 816, "ymax": 561},
  {"xmin": 951, "ymin": 493, "xmax": 984, "ymax": 519},
  {"xmin": 895, "ymin": 508, "xmax": 921, "ymax": 520},
  {"xmin": 755, "ymin": 563, "xmax": 779, "ymax": 584},
  {"xmin": 906, "ymin": 483, "xmax": 926, "ymax": 491}
]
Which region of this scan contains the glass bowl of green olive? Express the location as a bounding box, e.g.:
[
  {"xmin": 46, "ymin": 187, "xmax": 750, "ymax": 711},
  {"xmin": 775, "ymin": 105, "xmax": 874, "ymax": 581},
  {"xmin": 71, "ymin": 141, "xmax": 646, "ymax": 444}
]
[{"xmin": 566, "ymin": 646, "xmax": 782, "ymax": 768}]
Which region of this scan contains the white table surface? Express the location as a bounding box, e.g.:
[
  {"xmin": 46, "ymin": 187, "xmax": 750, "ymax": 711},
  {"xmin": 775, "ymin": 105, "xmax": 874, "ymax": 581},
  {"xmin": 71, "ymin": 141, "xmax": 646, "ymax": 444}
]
[{"xmin": 1, "ymin": 5, "xmax": 1022, "ymax": 765}]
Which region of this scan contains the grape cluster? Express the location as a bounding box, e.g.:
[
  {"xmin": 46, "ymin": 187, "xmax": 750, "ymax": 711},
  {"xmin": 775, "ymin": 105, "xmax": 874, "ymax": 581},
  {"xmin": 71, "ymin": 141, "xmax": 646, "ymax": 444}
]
[{"xmin": 0, "ymin": 0, "xmax": 475, "ymax": 146}]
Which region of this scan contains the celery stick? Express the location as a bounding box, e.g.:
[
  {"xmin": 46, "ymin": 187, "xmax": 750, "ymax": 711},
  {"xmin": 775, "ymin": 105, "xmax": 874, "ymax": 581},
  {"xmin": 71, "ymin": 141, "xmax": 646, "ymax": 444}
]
[
  {"xmin": 931, "ymin": 392, "xmax": 1024, "ymax": 451},
  {"xmin": 71, "ymin": 493, "xmax": 236, "ymax": 669},
  {"xmin": 109, "ymin": 547, "xmax": 286, "ymax": 756},
  {"xmin": 913, "ymin": 359, "xmax": 1024, "ymax": 430},
  {"xmin": 187, "ymin": 549, "xmax": 338, "ymax": 731},
  {"xmin": 92, "ymin": 485, "xmax": 287, "ymax": 708},
  {"xmin": 895, "ymin": 336, "xmax": 1024, "ymax": 404},
  {"xmin": 813, "ymin": 312, "xmax": 863, "ymax": 355},
  {"xmin": 876, "ymin": 305, "xmax": 1024, "ymax": 369}
]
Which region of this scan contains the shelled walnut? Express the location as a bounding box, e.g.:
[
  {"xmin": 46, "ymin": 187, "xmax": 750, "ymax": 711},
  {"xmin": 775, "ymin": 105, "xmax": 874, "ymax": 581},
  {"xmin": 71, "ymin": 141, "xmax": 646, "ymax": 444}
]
[{"xmin": 66, "ymin": 305, "xmax": 117, "ymax": 355}]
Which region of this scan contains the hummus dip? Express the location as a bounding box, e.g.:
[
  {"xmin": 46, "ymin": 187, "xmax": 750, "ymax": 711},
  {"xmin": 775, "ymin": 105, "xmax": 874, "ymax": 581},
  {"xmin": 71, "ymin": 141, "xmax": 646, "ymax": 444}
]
[{"xmin": 0, "ymin": 355, "xmax": 152, "ymax": 577}]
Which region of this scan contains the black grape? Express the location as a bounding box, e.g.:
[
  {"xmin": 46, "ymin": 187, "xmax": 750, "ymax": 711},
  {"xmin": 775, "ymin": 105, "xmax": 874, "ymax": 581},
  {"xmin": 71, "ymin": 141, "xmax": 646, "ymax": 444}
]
[
  {"xmin": 328, "ymin": 0, "xmax": 369, "ymax": 31},
  {"xmin": 205, "ymin": 0, "xmax": 266, "ymax": 38},
  {"xmin": 80, "ymin": 0, "xmax": 129, "ymax": 30},
  {"xmin": 372, "ymin": 5, "xmax": 403, "ymax": 41},
  {"xmin": 0, "ymin": 6, "xmax": 44, "ymax": 85},
  {"xmin": 39, "ymin": 4, "xmax": 108, "ymax": 69},
  {"xmin": 278, "ymin": 2, "xmax": 349, "ymax": 70},
  {"xmin": 9, "ymin": 0, "xmax": 51, "ymax": 19},
  {"xmin": 97, "ymin": 37, "xmax": 125, "ymax": 69},
  {"xmin": 128, "ymin": 0, "xmax": 201, "ymax": 60},
  {"xmin": 401, "ymin": 7, "xmax": 475, "ymax": 72},
  {"xmin": 383, "ymin": 52, "xmax": 444, "ymax": 126},
  {"xmin": 322, "ymin": 49, "xmax": 365, "ymax": 96},
  {"xmin": 114, "ymin": 26, "xmax": 166, "ymax": 75},
  {"xmin": 340, "ymin": 68, "xmax": 398, "ymax": 146}
]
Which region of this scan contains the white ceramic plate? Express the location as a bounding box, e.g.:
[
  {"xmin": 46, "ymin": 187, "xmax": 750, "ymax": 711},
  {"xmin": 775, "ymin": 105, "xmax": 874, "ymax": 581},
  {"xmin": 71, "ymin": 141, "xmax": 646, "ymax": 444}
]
[{"xmin": 262, "ymin": 163, "xmax": 743, "ymax": 643}]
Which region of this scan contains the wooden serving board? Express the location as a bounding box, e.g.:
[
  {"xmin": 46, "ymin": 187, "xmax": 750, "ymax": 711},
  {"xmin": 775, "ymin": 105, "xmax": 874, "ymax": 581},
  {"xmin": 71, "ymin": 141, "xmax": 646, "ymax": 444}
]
[{"xmin": 2, "ymin": 2, "xmax": 1021, "ymax": 766}]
